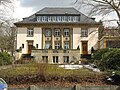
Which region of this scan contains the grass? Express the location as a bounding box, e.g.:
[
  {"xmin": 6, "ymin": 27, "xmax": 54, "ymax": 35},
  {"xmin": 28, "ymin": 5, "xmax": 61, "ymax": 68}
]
[
  {"xmin": 0, "ymin": 63, "xmax": 108, "ymax": 85},
  {"xmin": 0, "ymin": 63, "xmax": 104, "ymax": 77}
]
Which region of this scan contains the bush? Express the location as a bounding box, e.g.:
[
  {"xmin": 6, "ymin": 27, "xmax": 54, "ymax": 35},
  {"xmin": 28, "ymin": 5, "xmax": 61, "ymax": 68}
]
[
  {"xmin": 0, "ymin": 52, "xmax": 12, "ymax": 65},
  {"xmin": 99, "ymin": 49, "xmax": 120, "ymax": 71},
  {"xmin": 92, "ymin": 48, "xmax": 110, "ymax": 60}
]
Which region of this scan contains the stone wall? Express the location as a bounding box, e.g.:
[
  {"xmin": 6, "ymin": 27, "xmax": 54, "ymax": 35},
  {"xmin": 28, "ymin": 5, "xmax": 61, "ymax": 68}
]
[{"xmin": 31, "ymin": 49, "xmax": 80, "ymax": 64}]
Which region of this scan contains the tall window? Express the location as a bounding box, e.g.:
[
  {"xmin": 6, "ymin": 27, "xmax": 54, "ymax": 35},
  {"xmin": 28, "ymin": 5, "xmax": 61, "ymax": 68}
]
[
  {"xmin": 45, "ymin": 42, "xmax": 51, "ymax": 49},
  {"xmin": 64, "ymin": 42, "xmax": 69, "ymax": 49},
  {"xmin": 81, "ymin": 28, "xmax": 88, "ymax": 37},
  {"xmin": 63, "ymin": 56, "xmax": 69, "ymax": 63},
  {"xmin": 55, "ymin": 42, "xmax": 60, "ymax": 49},
  {"xmin": 53, "ymin": 56, "xmax": 58, "ymax": 63},
  {"xmin": 64, "ymin": 29, "xmax": 69, "ymax": 37},
  {"xmin": 45, "ymin": 29, "xmax": 51, "ymax": 37},
  {"xmin": 55, "ymin": 29, "xmax": 60, "ymax": 36},
  {"xmin": 42, "ymin": 56, "xmax": 48, "ymax": 63},
  {"xmin": 27, "ymin": 28, "xmax": 34, "ymax": 37}
]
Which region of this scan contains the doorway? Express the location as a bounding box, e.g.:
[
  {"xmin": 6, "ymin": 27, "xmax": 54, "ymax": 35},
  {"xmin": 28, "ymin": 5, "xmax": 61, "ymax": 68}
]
[
  {"xmin": 27, "ymin": 41, "xmax": 33, "ymax": 54},
  {"xmin": 81, "ymin": 41, "xmax": 88, "ymax": 54}
]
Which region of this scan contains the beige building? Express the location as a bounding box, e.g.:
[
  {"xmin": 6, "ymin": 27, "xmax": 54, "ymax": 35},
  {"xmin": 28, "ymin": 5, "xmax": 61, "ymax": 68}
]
[
  {"xmin": 99, "ymin": 27, "xmax": 120, "ymax": 49},
  {"xmin": 15, "ymin": 7, "xmax": 100, "ymax": 64}
]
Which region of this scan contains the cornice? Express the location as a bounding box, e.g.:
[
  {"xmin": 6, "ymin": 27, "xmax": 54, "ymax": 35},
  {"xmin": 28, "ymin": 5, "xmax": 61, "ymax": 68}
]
[{"xmin": 14, "ymin": 22, "xmax": 100, "ymax": 28}]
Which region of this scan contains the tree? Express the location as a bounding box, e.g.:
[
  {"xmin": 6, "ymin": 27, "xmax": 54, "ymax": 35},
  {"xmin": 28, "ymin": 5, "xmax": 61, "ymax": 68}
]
[
  {"xmin": 75, "ymin": 0, "xmax": 120, "ymax": 26},
  {"xmin": 0, "ymin": 0, "xmax": 14, "ymax": 21},
  {"xmin": 99, "ymin": 49, "xmax": 120, "ymax": 71},
  {"xmin": 0, "ymin": 22, "xmax": 16, "ymax": 56}
]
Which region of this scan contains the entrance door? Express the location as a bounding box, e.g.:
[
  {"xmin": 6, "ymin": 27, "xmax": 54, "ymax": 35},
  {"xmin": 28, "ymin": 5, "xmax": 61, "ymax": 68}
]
[
  {"xmin": 27, "ymin": 41, "xmax": 33, "ymax": 54},
  {"xmin": 82, "ymin": 41, "xmax": 88, "ymax": 54}
]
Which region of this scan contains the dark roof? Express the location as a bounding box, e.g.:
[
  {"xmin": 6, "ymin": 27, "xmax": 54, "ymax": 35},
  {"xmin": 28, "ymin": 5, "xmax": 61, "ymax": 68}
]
[
  {"xmin": 35, "ymin": 7, "xmax": 81, "ymax": 15},
  {"xmin": 15, "ymin": 7, "xmax": 98, "ymax": 24}
]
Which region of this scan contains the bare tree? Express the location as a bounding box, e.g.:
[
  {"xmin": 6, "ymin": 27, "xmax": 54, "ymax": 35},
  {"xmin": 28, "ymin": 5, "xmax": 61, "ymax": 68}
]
[
  {"xmin": 0, "ymin": 0, "xmax": 14, "ymax": 21},
  {"xmin": 0, "ymin": 22, "xmax": 16, "ymax": 55},
  {"xmin": 75, "ymin": 0, "xmax": 120, "ymax": 25}
]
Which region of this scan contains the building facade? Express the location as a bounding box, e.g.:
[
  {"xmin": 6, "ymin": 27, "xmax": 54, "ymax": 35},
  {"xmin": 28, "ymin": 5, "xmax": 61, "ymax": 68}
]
[
  {"xmin": 15, "ymin": 7, "xmax": 100, "ymax": 64},
  {"xmin": 99, "ymin": 27, "xmax": 120, "ymax": 49}
]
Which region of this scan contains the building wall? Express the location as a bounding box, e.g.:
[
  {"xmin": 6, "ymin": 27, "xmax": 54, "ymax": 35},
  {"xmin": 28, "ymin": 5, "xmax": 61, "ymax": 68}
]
[
  {"xmin": 17, "ymin": 27, "xmax": 42, "ymax": 54},
  {"xmin": 73, "ymin": 28, "xmax": 81, "ymax": 49},
  {"xmin": 17, "ymin": 27, "xmax": 27, "ymax": 54},
  {"xmin": 32, "ymin": 49, "xmax": 80, "ymax": 64},
  {"xmin": 73, "ymin": 27, "xmax": 98, "ymax": 54},
  {"xmin": 88, "ymin": 28, "xmax": 98, "ymax": 54}
]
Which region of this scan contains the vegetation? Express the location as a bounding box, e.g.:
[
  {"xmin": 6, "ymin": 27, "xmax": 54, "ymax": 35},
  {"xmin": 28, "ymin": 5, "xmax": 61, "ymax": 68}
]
[
  {"xmin": 92, "ymin": 48, "xmax": 120, "ymax": 71},
  {"xmin": 0, "ymin": 63, "xmax": 107, "ymax": 85},
  {"xmin": 75, "ymin": 0, "xmax": 120, "ymax": 23},
  {"xmin": 0, "ymin": 52, "xmax": 12, "ymax": 65}
]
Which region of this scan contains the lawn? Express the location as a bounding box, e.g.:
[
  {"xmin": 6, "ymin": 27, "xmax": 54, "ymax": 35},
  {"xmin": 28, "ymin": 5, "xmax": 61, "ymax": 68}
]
[{"xmin": 0, "ymin": 63, "xmax": 108, "ymax": 85}]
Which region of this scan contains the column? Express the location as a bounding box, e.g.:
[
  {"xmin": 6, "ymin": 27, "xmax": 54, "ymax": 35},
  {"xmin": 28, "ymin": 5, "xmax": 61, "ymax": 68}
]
[
  {"xmin": 70, "ymin": 28, "xmax": 73, "ymax": 49},
  {"xmin": 61, "ymin": 28, "xmax": 64, "ymax": 49},
  {"xmin": 42, "ymin": 29, "xmax": 45, "ymax": 49},
  {"xmin": 52, "ymin": 28, "xmax": 55, "ymax": 49}
]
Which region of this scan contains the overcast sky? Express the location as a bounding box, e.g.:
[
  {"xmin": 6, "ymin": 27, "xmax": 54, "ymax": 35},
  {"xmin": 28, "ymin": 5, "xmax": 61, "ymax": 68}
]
[{"xmin": 13, "ymin": 0, "xmax": 118, "ymax": 26}]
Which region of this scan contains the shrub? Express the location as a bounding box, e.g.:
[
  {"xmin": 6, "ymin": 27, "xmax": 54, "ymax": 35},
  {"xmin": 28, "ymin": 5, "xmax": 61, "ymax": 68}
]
[
  {"xmin": 99, "ymin": 49, "xmax": 120, "ymax": 71},
  {"xmin": 0, "ymin": 52, "xmax": 12, "ymax": 65},
  {"xmin": 92, "ymin": 48, "xmax": 110, "ymax": 60}
]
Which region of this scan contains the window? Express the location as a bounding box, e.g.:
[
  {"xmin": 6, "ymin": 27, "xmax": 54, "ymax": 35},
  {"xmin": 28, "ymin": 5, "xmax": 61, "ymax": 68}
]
[
  {"xmin": 37, "ymin": 16, "xmax": 42, "ymax": 22},
  {"xmin": 22, "ymin": 44, "xmax": 24, "ymax": 48},
  {"xmin": 55, "ymin": 29, "xmax": 60, "ymax": 36},
  {"xmin": 36, "ymin": 44, "xmax": 38, "ymax": 48},
  {"xmin": 55, "ymin": 42, "xmax": 60, "ymax": 49},
  {"xmin": 81, "ymin": 28, "xmax": 88, "ymax": 37},
  {"xmin": 42, "ymin": 56, "xmax": 48, "ymax": 63},
  {"xmin": 45, "ymin": 42, "xmax": 51, "ymax": 49},
  {"xmin": 53, "ymin": 56, "xmax": 58, "ymax": 63},
  {"xmin": 73, "ymin": 16, "xmax": 77, "ymax": 22},
  {"xmin": 45, "ymin": 29, "xmax": 51, "ymax": 37},
  {"xmin": 64, "ymin": 42, "xmax": 69, "ymax": 49},
  {"xmin": 42, "ymin": 16, "xmax": 47, "ymax": 22},
  {"xmin": 68, "ymin": 16, "xmax": 73, "ymax": 22},
  {"xmin": 48, "ymin": 16, "xmax": 53, "ymax": 22},
  {"xmin": 64, "ymin": 29, "xmax": 69, "ymax": 37},
  {"xmin": 62, "ymin": 16, "xmax": 66, "ymax": 22},
  {"xmin": 63, "ymin": 56, "xmax": 69, "ymax": 63},
  {"xmin": 27, "ymin": 28, "xmax": 34, "ymax": 37}
]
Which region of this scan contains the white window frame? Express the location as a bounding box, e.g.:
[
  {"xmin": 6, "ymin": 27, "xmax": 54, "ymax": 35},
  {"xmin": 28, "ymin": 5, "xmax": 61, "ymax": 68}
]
[
  {"xmin": 45, "ymin": 42, "xmax": 51, "ymax": 49},
  {"xmin": 55, "ymin": 42, "xmax": 60, "ymax": 49},
  {"xmin": 64, "ymin": 56, "xmax": 69, "ymax": 63},
  {"xmin": 27, "ymin": 28, "xmax": 34, "ymax": 37},
  {"xmin": 64, "ymin": 29, "xmax": 69, "ymax": 37},
  {"xmin": 45, "ymin": 29, "xmax": 51, "ymax": 37},
  {"xmin": 81, "ymin": 28, "xmax": 88, "ymax": 37},
  {"xmin": 64, "ymin": 42, "xmax": 69, "ymax": 49},
  {"xmin": 55, "ymin": 29, "xmax": 60, "ymax": 36}
]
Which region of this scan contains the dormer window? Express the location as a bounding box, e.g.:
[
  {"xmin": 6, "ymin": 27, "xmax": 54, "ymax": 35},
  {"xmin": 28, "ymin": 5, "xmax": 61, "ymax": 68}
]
[{"xmin": 36, "ymin": 15, "xmax": 80, "ymax": 22}]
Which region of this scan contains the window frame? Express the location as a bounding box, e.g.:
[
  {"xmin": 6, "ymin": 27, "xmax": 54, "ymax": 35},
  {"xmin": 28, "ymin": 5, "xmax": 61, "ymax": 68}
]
[
  {"xmin": 55, "ymin": 42, "xmax": 60, "ymax": 49},
  {"xmin": 81, "ymin": 28, "xmax": 88, "ymax": 37},
  {"xmin": 64, "ymin": 28, "xmax": 70, "ymax": 37},
  {"xmin": 63, "ymin": 56, "xmax": 69, "ymax": 63},
  {"xmin": 27, "ymin": 28, "xmax": 34, "ymax": 37},
  {"xmin": 53, "ymin": 56, "xmax": 59, "ymax": 63},
  {"xmin": 54, "ymin": 29, "xmax": 60, "ymax": 37},
  {"xmin": 64, "ymin": 42, "xmax": 69, "ymax": 49},
  {"xmin": 45, "ymin": 29, "xmax": 51, "ymax": 37}
]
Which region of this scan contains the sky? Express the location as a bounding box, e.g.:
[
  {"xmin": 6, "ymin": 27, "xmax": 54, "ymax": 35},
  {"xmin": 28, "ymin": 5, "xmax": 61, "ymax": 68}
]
[
  {"xmin": 13, "ymin": 0, "xmax": 118, "ymax": 26},
  {"xmin": 13, "ymin": 0, "xmax": 75, "ymax": 19}
]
